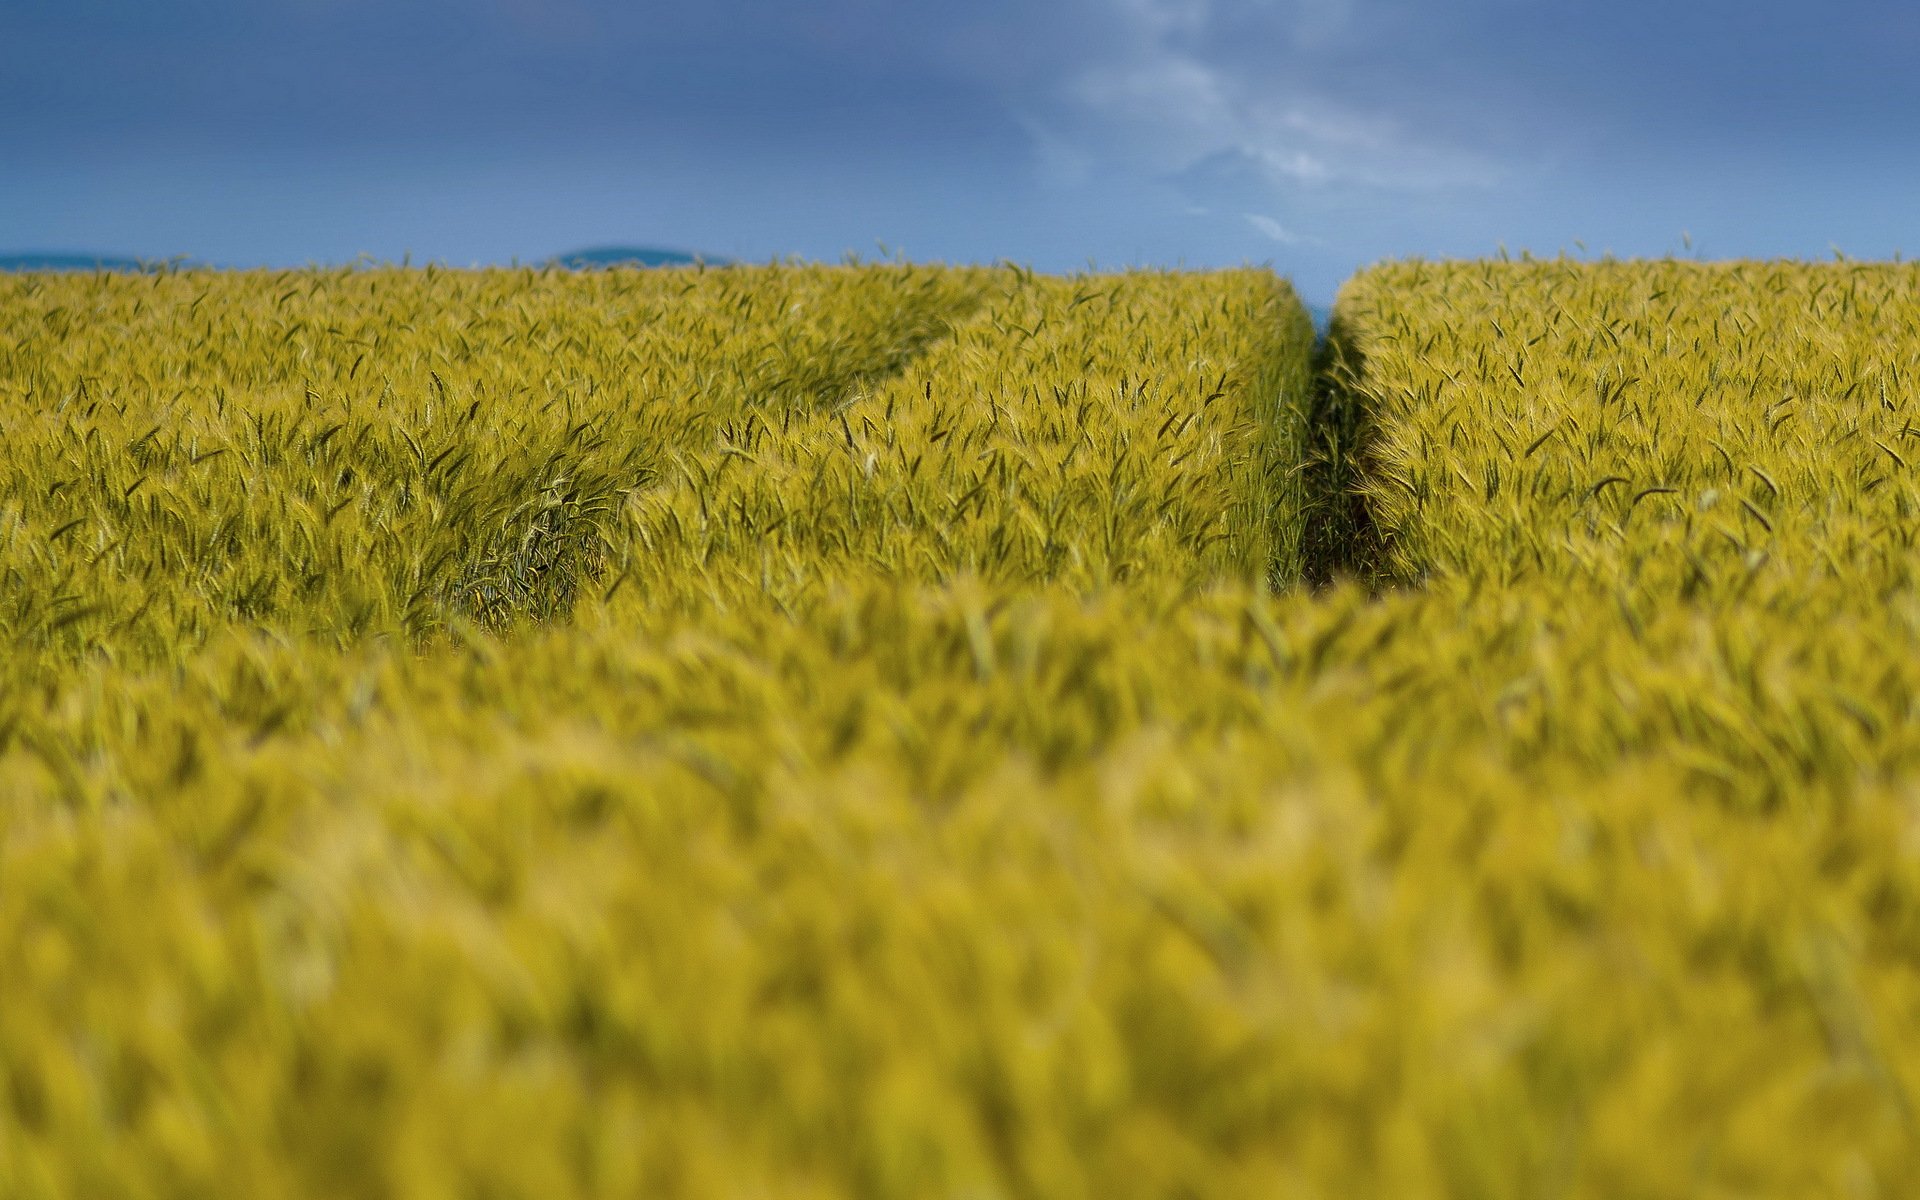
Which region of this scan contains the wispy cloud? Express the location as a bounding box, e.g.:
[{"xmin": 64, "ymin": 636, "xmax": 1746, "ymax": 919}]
[
  {"xmin": 1032, "ymin": 0, "xmax": 1506, "ymax": 201},
  {"xmin": 1243, "ymin": 212, "xmax": 1318, "ymax": 246}
]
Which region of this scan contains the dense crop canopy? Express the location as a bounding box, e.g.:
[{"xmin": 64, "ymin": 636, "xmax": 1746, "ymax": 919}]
[
  {"xmin": 1, "ymin": 264, "xmax": 1329, "ymax": 1199},
  {"xmin": 4, "ymin": 258, "xmax": 1919, "ymax": 1198}
]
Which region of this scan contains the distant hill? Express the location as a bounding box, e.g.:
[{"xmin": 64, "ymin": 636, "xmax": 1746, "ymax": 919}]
[
  {"xmin": 0, "ymin": 252, "xmax": 152, "ymax": 272},
  {"xmin": 552, "ymin": 246, "xmax": 724, "ymax": 269}
]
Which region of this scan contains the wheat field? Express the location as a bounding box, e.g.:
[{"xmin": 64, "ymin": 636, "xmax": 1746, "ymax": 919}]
[{"xmin": 2, "ymin": 258, "xmax": 1917, "ymax": 1198}]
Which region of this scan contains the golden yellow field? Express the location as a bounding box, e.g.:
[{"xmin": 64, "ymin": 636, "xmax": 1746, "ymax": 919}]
[{"xmin": 3, "ymin": 258, "xmax": 1917, "ymax": 1198}]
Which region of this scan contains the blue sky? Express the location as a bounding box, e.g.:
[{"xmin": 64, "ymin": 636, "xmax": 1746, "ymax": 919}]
[{"xmin": 4, "ymin": 0, "xmax": 1917, "ymax": 301}]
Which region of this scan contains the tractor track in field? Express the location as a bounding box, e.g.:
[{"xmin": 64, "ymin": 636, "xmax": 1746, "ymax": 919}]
[{"xmin": 1297, "ymin": 311, "xmax": 1393, "ymax": 590}]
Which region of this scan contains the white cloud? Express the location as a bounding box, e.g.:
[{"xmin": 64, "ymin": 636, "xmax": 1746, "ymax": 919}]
[
  {"xmin": 1017, "ymin": 114, "xmax": 1098, "ymax": 187},
  {"xmin": 1067, "ymin": 55, "xmax": 1236, "ymax": 171},
  {"xmin": 1243, "ymin": 212, "xmax": 1312, "ymax": 244},
  {"xmin": 1045, "ymin": 0, "xmax": 1504, "ymax": 198},
  {"xmin": 1274, "ymin": 102, "xmax": 1392, "ymax": 153},
  {"xmin": 1247, "ymin": 146, "xmax": 1333, "ymax": 186}
]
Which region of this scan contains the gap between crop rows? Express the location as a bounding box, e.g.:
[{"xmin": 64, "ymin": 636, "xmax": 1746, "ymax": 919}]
[{"xmin": 1294, "ymin": 311, "xmax": 1392, "ymax": 591}]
